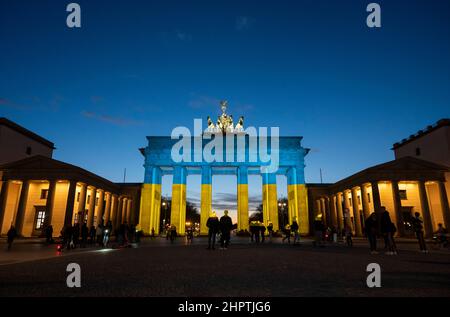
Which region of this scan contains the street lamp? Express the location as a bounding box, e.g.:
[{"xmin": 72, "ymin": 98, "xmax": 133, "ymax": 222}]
[{"xmin": 278, "ymin": 202, "xmax": 287, "ymax": 229}]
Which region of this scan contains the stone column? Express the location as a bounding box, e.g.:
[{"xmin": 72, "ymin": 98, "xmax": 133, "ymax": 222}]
[
  {"xmin": 95, "ymin": 190, "xmax": 105, "ymax": 226},
  {"xmin": 43, "ymin": 180, "xmax": 57, "ymax": 228},
  {"xmin": 361, "ymin": 184, "xmax": 371, "ymax": 219},
  {"xmin": 139, "ymin": 166, "xmax": 162, "ymax": 235},
  {"xmin": 0, "ymin": 180, "xmax": 11, "ymax": 231},
  {"xmin": 262, "ymin": 172, "xmax": 278, "ymax": 231},
  {"xmin": 343, "ymin": 190, "xmax": 351, "ymax": 228},
  {"xmin": 126, "ymin": 199, "xmax": 132, "ymax": 223},
  {"xmin": 287, "ymin": 167, "xmax": 309, "ymax": 235},
  {"xmin": 320, "ymin": 198, "xmax": 327, "ymax": 225},
  {"xmin": 330, "ymin": 195, "xmax": 337, "ymax": 228},
  {"xmin": 15, "ymin": 180, "xmax": 30, "ymax": 235},
  {"xmin": 77, "ymin": 183, "xmax": 87, "ymax": 223},
  {"xmin": 237, "ymin": 166, "xmax": 249, "ymax": 232},
  {"xmin": 64, "ymin": 180, "xmax": 77, "ymax": 226},
  {"xmin": 418, "ymin": 181, "xmax": 433, "ymax": 238},
  {"xmin": 171, "ymin": 166, "xmax": 187, "ymax": 235},
  {"xmin": 336, "ymin": 192, "xmax": 344, "ymax": 230},
  {"xmin": 110, "ymin": 194, "xmax": 118, "ymax": 227},
  {"xmin": 371, "ymin": 181, "xmax": 382, "ymax": 212},
  {"xmin": 351, "ymin": 187, "xmax": 363, "ymax": 236},
  {"xmin": 391, "ymin": 181, "xmax": 405, "ymax": 236},
  {"xmin": 103, "ymin": 192, "xmax": 112, "ymax": 225},
  {"xmin": 116, "ymin": 196, "xmax": 124, "ymax": 228},
  {"xmin": 200, "ymin": 166, "xmax": 212, "ymax": 235},
  {"xmin": 438, "ymin": 181, "xmax": 450, "ymax": 230},
  {"xmin": 87, "ymin": 187, "xmax": 97, "ymax": 228}
]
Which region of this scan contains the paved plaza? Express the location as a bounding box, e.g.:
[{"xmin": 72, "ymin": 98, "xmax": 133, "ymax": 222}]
[{"xmin": 0, "ymin": 236, "xmax": 449, "ymax": 297}]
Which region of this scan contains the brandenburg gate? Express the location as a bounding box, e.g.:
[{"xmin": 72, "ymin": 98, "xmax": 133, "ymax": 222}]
[{"xmin": 138, "ymin": 102, "xmax": 310, "ymax": 236}]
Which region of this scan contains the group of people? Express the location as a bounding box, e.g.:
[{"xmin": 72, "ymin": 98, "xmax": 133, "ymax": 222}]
[
  {"xmin": 249, "ymin": 221, "xmax": 272, "ymax": 244},
  {"xmin": 60, "ymin": 221, "xmax": 113, "ymax": 250},
  {"xmin": 206, "ymin": 210, "xmax": 233, "ymax": 250},
  {"xmin": 59, "ymin": 220, "xmax": 141, "ymax": 250},
  {"xmin": 364, "ymin": 208, "xmax": 448, "ymax": 254}
]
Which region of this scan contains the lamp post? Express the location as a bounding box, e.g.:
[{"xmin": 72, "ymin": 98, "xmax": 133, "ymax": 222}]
[{"xmin": 278, "ymin": 202, "xmax": 287, "ymax": 229}]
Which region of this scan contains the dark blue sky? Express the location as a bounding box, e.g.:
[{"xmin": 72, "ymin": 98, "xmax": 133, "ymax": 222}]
[{"xmin": 1, "ymin": 0, "xmax": 449, "ymax": 217}]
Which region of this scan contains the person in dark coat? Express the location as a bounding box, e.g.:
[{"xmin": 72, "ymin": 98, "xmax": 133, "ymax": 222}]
[
  {"xmin": 291, "ymin": 218, "xmax": 300, "ymax": 244},
  {"xmin": 411, "ymin": 212, "xmax": 428, "ymax": 253},
  {"xmin": 267, "ymin": 222, "xmax": 274, "ymax": 243},
  {"xmin": 219, "ymin": 210, "xmax": 233, "ymax": 249},
  {"xmin": 365, "ymin": 212, "xmax": 378, "ymax": 254},
  {"xmin": 89, "ymin": 226, "xmax": 96, "ymax": 245},
  {"xmin": 45, "ymin": 224, "xmax": 54, "ymax": 244},
  {"xmin": 260, "ymin": 223, "xmax": 266, "ymax": 243},
  {"xmin": 81, "ymin": 222, "xmax": 88, "ymax": 248},
  {"xmin": 72, "ymin": 223, "xmax": 80, "ymax": 248},
  {"xmin": 206, "ymin": 212, "xmax": 220, "ymax": 250},
  {"xmin": 380, "ymin": 207, "xmax": 397, "ymax": 255},
  {"xmin": 7, "ymin": 225, "xmax": 17, "ymax": 251}
]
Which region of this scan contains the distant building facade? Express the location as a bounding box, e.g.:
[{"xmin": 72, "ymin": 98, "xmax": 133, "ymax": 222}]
[{"xmin": 0, "ymin": 117, "xmax": 55, "ymax": 165}]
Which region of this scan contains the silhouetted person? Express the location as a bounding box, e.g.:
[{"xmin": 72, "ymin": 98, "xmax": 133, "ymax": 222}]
[
  {"xmin": 313, "ymin": 220, "xmax": 324, "ymax": 247},
  {"xmin": 411, "ymin": 212, "xmax": 428, "ymax": 253},
  {"xmin": 267, "ymin": 222, "xmax": 274, "ymax": 243},
  {"xmin": 169, "ymin": 225, "xmax": 177, "ymax": 243},
  {"xmin": 365, "ymin": 212, "xmax": 378, "ymax": 254},
  {"xmin": 103, "ymin": 221, "xmax": 112, "ymax": 247},
  {"xmin": 219, "ymin": 210, "xmax": 233, "ymax": 249},
  {"xmin": 72, "ymin": 223, "xmax": 80, "ymax": 248},
  {"xmin": 250, "ymin": 221, "xmax": 260, "ymax": 243},
  {"xmin": 282, "ymin": 224, "xmax": 291, "ymax": 244},
  {"xmin": 291, "ymin": 218, "xmax": 300, "ymax": 244},
  {"xmin": 206, "ymin": 212, "xmax": 220, "ymax": 250},
  {"xmin": 344, "ymin": 225, "xmax": 353, "ymax": 247},
  {"xmin": 380, "ymin": 207, "xmax": 397, "ymax": 255},
  {"xmin": 81, "ymin": 222, "xmax": 88, "ymax": 248},
  {"xmin": 260, "ymin": 223, "xmax": 266, "ymax": 243},
  {"xmin": 89, "ymin": 226, "xmax": 96, "ymax": 245},
  {"xmin": 7, "ymin": 225, "xmax": 17, "ymax": 251},
  {"xmin": 45, "ymin": 224, "xmax": 54, "ymax": 244}
]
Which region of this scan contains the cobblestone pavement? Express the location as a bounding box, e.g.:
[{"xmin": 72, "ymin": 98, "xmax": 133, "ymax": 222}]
[{"xmin": 0, "ymin": 236, "xmax": 449, "ymax": 297}]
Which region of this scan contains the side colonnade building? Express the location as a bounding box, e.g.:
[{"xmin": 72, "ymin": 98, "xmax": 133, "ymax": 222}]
[
  {"xmin": 0, "ymin": 156, "xmax": 139, "ymax": 237},
  {"xmin": 308, "ymin": 157, "xmax": 450, "ymax": 238}
]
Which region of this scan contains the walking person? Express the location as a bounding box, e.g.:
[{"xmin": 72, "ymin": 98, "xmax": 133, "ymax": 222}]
[
  {"xmin": 411, "ymin": 212, "xmax": 428, "ymax": 253},
  {"xmin": 206, "ymin": 212, "xmax": 220, "ymax": 250},
  {"xmin": 291, "ymin": 218, "xmax": 300, "ymax": 245},
  {"xmin": 103, "ymin": 222, "xmax": 112, "ymax": 248},
  {"xmin": 267, "ymin": 222, "xmax": 274, "ymax": 243},
  {"xmin": 313, "ymin": 219, "xmax": 324, "ymax": 247},
  {"xmin": 169, "ymin": 225, "xmax": 177, "ymax": 243},
  {"xmin": 6, "ymin": 225, "xmax": 17, "ymax": 251},
  {"xmin": 219, "ymin": 210, "xmax": 233, "ymax": 250},
  {"xmin": 282, "ymin": 224, "xmax": 291, "ymax": 244},
  {"xmin": 365, "ymin": 213, "xmax": 378, "ymax": 254},
  {"xmin": 344, "ymin": 224, "xmax": 353, "ymax": 247}
]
